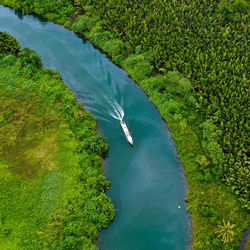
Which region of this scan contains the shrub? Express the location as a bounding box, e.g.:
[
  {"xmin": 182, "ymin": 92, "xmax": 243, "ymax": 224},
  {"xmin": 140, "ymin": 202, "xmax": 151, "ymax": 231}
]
[
  {"xmin": 92, "ymin": 31, "xmax": 113, "ymax": 47},
  {"xmin": 103, "ymin": 39, "xmax": 125, "ymax": 57},
  {"xmin": 123, "ymin": 54, "xmax": 153, "ymax": 82},
  {"xmin": 141, "ymin": 76, "xmax": 165, "ymax": 92},
  {"xmin": 164, "ymin": 71, "xmax": 193, "ymax": 95},
  {"xmin": 0, "ymin": 31, "xmax": 20, "ymax": 56},
  {"xmin": 1, "ymin": 54, "xmax": 16, "ymax": 65},
  {"xmin": 87, "ymin": 22, "xmax": 103, "ymax": 39},
  {"xmin": 113, "ymin": 54, "xmax": 124, "ymax": 65},
  {"xmin": 164, "ymin": 98, "xmax": 183, "ymax": 117},
  {"xmin": 82, "ymin": 135, "xmax": 108, "ymax": 156},
  {"xmin": 132, "ymin": 61, "xmax": 154, "ymax": 81},
  {"xmin": 72, "ymin": 15, "xmax": 98, "ymax": 33},
  {"xmin": 217, "ymin": 0, "xmax": 249, "ymax": 22},
  {"xmin": 17, "ymin": 47, "xmax": 42, "ymax": 69},
  {"xmin": 123, "ymin": 54, "xmax": 144, "ymax": 70}
]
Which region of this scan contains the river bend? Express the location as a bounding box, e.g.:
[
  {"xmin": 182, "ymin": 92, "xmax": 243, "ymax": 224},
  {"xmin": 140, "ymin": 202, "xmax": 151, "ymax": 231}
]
[{"xmin": 0, "ymin": 6, "xmax": 191, "ymax": 249}]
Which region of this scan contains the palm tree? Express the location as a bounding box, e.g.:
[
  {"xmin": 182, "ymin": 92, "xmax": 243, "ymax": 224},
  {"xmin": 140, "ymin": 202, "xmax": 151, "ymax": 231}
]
[{"xmin": 216, "ymin": 220, "xmax": 236, "ymax": 244}]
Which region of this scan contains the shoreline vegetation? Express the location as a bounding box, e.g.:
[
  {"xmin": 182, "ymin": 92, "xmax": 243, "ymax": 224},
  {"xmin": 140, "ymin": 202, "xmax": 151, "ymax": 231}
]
[
  {"xmin": 0, "ymin": 31, "xmax": 114, "ymax": 249},
  {"xmin": 0, "ymin": 0, "xmax": 249, "ymax": 249}
]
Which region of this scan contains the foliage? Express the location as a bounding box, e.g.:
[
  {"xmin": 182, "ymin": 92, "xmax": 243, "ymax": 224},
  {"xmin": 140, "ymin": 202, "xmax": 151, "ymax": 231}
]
[
  {"xmin": 217, "ymin": 0, "xmax": 249, "ymax": 22},
  {"xmin": 245, "ymin": 234, "xmax": 250, "ymax": 250},
  {"xmin": 216, "ymin": 220, "xmax": 236, "ymax": 244},
  {"xmin": 103, "ymin": 39, "xmax": 125, "ymax": 57},
  {"xmin": 141, "ymin": 71, "xmax": 193, "ymax": 96},
  {"xmin": 0, "ymin": 0, "xmax": 74, "ymax": 22},
  {"xmin": 91, "ymin": 31, "xmax": 114, "ymax": 47},
  {"xmin": 72, "ymin": 15, "xmax": 99, "ymax": 34},
  {"xmin": 0, "ymin": 31, "xmax": 20, "ymax": 55},
  {"xmin": 82, "ymin": 135, "xmax": 109, "ymax": 156},
  {"xmin": 74, "ymin": 0, "xmax": 249, "ymax": 207},
  {"xmin": 0, "ymin": 37, "xmax": 114, "ymax": 249},
  {"xmin": 17, "ymin": 47, "xmax": 42, "ymax": 74},
  {"xmin": 0, "ymin": 1, "xmax": 249, "ymax": 249},
  {"xmin": 123, "ymin": 54, "xmax": 154, "ymax": 82},
  {"xmin": 163, "ymin": 72, "xmax": 193, "ymax": 95}
]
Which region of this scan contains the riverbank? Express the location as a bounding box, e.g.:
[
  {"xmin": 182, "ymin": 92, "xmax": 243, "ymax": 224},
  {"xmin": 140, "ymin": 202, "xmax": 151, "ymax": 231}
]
[
  {"xmin": 0, "ymin": 8, "xmax": 192, "ymax": 249},
  {"xmin": 0, "ymin": 31, "xmax": 114, "ymax": 249},
  {"xmin": 0, "ymin": 1, "xmax": 249, "ymax": 249}
]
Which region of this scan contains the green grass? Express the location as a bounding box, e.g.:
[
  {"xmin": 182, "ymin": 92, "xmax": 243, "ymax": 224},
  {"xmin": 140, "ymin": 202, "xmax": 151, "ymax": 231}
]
[
  {"xmin": 0, "ymin": 41, "xmax": 114, "ymax": 249},
  {"xmin": 0, "ymin": 78, "xmax": 74, "ymax": 248}
]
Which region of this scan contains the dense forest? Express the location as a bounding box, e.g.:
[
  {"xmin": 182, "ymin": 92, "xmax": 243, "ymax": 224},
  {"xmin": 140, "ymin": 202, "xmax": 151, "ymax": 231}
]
[
  {"xmin": 0, "ymin": 0, "xmax": 249, "ymax": 249},
  {"xmin": 0, "ymin": 31, "xmax": 114, "ymax": 249},
  {"xmin": 1, "ymin": 0, "xmax": 248, "ymax": 207},
  {"xmin": 80, "ymin": 0, "xmax": 249, "ymax": 207}
]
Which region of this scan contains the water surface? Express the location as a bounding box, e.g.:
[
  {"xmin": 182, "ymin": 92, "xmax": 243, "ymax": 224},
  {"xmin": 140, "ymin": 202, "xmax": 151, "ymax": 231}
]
[{"xmin": 0, "ymin": 6, "xmax": 191, "ymax": 249}]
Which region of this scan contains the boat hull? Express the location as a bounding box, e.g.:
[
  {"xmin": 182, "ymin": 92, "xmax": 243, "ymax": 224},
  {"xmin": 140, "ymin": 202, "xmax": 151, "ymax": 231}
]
[{"xmin": 120, "ymin": 121, "xmax": 133, "ymax": 146}]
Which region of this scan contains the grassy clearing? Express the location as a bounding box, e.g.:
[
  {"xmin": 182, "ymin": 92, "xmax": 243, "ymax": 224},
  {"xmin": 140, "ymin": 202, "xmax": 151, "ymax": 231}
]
[
  {"xmin": 0, "ymin": 33, "xmax": 114, "ymax": 249},
  {"xmin": 0, "ymin": 78, "xmax": 73, "ymax": 248}
]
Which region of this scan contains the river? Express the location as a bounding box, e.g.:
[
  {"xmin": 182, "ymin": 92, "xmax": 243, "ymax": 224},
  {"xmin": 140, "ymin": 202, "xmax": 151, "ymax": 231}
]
[{"xmin": 0, "ymin": 5, "xmax": 191, "ymax": 249}]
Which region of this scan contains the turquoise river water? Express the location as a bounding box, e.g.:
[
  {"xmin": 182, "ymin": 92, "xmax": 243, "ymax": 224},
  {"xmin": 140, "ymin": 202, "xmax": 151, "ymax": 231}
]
[{"xmin": 0, "ymin": 5, "xmax": 191, "ymax": 249}]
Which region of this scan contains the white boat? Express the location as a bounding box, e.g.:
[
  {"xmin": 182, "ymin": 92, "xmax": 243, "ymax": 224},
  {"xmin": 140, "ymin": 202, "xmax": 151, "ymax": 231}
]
[{"xmin": 120, "ymin": 121, "xmax": 133, "ymax": 146}]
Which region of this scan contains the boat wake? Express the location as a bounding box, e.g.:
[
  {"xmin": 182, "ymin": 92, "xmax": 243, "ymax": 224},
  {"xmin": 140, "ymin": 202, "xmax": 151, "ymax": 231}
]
[
  {"xmin": 102, "ymin": 95, "xmax": 133, "ymax": 145},
  {"xmin": 79, "ymin": 89, "xmax": 133, "ymax": 145},
  {"xmin": 106, "ymin": 97, "xmax": 124, "ymax": 122}
]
